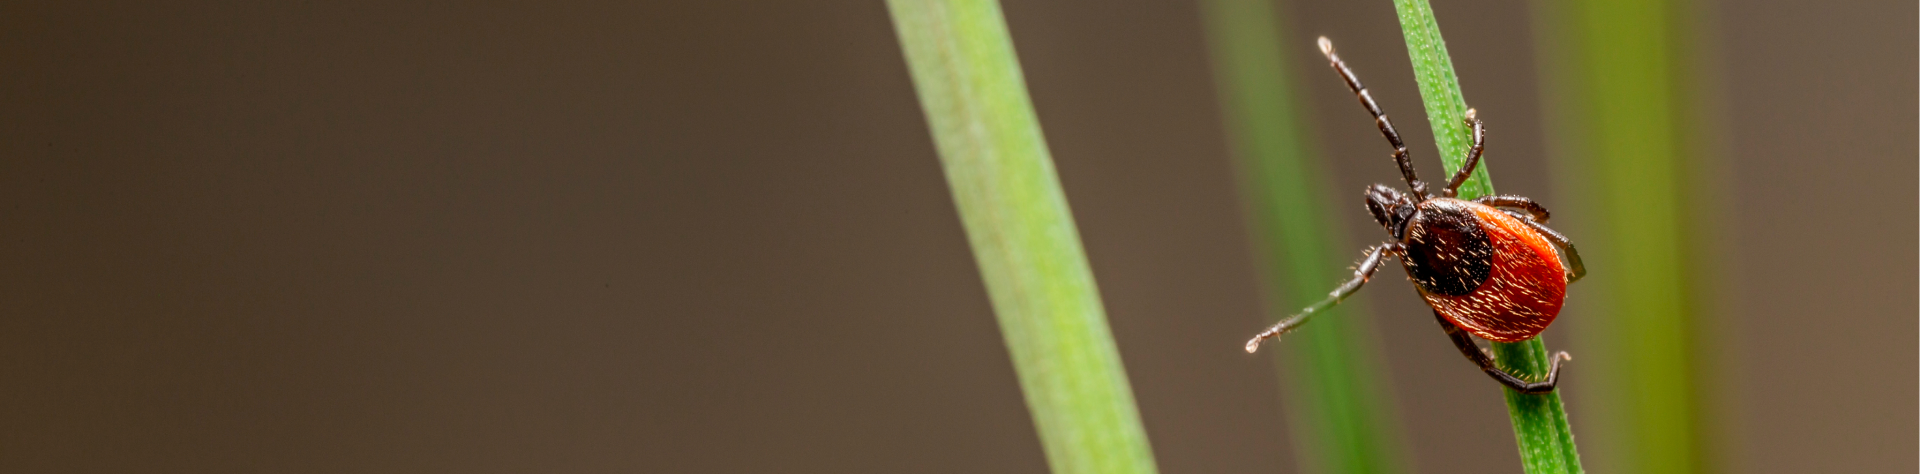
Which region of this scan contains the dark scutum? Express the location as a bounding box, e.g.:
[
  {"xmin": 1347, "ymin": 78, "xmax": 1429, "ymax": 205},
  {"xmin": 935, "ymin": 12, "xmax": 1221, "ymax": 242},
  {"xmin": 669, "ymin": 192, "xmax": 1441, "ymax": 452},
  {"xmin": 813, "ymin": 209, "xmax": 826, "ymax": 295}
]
[{"xmin": 1400, "ymin": 200, "xmax": 1493, "ymax": 296}]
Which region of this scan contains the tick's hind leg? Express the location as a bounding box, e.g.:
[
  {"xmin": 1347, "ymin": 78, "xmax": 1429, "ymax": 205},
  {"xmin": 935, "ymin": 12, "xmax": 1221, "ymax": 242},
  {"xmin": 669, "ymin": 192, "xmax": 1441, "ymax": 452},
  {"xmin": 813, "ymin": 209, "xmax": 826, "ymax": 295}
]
[
  {"xmin": 1512, "ymin": 216, "xmax": 1587, "ymax": 284},
  {"xmin": 1475, "ymin": 195, "xmax": 1586, "ymax": 283},
  {"xmin": 1433, "ymin": 310, "xmax": 1569, "ymax": 394}
]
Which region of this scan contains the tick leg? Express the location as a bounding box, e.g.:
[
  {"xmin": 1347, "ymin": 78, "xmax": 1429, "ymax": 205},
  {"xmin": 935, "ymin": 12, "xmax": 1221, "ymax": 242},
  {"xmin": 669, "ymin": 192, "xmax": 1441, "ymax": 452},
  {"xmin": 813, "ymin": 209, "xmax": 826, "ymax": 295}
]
[
  {"xmin": 1318, "ymin": 37, "xmax": 1428, "ymax": 200},
  {"xmin": 1246, "ymin": 243, "xmax": 1400, "ymax": 353},
  {"xmin": 1434, "ymin": 310, "xmax": 1570, "ymax": 394},
  {"xmin": 1473, "ymin": 195, "xmax": 1584, "ymax": 282},
  {"xmin": 1474, "ymin": 195, "xmax": 1550, "ymax": 223},
  {"xmin": 1442, "ymin": 109, "xmax": 1487, "ymax": 198},
  {"xmin": 1513, "ymin": 217, "xmax": 1587, "ymax": 284}
]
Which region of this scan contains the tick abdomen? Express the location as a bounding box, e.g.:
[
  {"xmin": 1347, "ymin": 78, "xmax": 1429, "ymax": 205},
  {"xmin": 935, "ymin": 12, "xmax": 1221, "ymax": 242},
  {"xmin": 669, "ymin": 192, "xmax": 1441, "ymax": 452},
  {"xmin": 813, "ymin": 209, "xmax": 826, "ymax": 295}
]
[{"xmin": 1404, "ymin": 198, "xmax": 1566, "ymax": 342}]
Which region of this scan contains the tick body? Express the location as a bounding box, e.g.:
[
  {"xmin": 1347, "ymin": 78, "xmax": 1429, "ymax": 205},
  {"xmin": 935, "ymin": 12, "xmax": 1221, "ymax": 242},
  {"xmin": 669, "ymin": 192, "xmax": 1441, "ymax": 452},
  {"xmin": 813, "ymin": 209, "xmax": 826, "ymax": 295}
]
[
  {"xmin": 1244, "ymin": 37, "xmax": 1586, "ymax": 394},
  {"xmin": 1405, "ymin": 197, "xmax": 1564, "ymax": 342}
]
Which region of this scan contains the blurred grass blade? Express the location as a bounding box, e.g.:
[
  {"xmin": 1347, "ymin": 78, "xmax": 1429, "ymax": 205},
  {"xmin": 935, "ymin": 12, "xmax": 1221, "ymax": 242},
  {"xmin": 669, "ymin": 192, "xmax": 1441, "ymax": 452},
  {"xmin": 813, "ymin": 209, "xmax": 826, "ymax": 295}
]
[
  {"xmin": 1530, "ymin": 0, "xmax": 1709, "ymax": 472},
  {"xmin": 1199, "ymin": 1, "xmax": 1410, "ymax": 472},
  {"xmin": 1390, "ymin": 0, "xmax": 1585, "ymax": 472},
  {"xmin": 885, "ymin": 2, "xmax": 1160, "ymax": 474}
]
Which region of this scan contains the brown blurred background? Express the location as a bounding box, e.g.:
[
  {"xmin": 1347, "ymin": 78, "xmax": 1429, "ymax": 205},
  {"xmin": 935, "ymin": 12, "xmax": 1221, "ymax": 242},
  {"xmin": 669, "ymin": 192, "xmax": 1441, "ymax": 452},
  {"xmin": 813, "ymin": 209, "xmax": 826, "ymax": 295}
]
[{"xmin": 0, "ymin": 0, "xmax": 1912, "ymax": 472}]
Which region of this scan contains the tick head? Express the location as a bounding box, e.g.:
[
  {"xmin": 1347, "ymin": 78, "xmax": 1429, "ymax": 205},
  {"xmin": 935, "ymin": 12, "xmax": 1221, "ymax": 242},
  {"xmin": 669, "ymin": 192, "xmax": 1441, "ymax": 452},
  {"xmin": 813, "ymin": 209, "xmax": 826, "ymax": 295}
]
[{"xmin": 1366, "ymin": 184, "xmax": 1417, "ymax": 240}]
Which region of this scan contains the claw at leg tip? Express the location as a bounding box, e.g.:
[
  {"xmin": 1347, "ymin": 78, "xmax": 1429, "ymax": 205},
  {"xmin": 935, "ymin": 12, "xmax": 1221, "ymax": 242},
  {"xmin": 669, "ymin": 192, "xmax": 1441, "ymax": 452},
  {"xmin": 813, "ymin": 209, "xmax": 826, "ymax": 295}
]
[
  {"xmin": 1317, "ymin": 37, "xmax": 1333, "ymax": 55},
  {"xmin": 1244, "ymin": 339, "xmax": 1263, "ymax": 353}
]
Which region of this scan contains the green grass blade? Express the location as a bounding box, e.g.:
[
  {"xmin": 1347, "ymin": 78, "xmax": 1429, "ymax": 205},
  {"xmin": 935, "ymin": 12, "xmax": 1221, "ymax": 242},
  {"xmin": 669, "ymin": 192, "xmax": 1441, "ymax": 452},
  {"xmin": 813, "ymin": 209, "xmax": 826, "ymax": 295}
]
[
  {"xmin": 1199, "ymin": 1, "xmax": 1409, "ymax": 473},
  {"xmin": 885, "ymin": 2, "xmax": 1160, "ymax": 474},
  {"xmin": 1390, "ymin": 1, "xmax": 1585, "ymax": 472},
  {"xmin": 1530, "ymin": 0, "xmax": 1706, "ymax": 472}
]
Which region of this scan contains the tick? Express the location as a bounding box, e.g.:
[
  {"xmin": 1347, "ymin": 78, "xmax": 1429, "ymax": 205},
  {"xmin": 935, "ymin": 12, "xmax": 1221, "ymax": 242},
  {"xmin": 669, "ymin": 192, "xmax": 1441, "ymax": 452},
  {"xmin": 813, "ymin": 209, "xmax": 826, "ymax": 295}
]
[{"xmin": 1244, "ymin": 37, "xmax": 1587, "ymax": 394}]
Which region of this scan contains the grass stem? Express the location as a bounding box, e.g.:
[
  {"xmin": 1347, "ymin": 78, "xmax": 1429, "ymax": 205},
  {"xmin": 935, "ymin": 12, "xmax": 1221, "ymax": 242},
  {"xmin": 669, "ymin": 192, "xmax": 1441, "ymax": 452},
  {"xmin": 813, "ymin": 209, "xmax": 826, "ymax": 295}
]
[
  {"xmin": 886, "ymin": 2, "xmax": 1160, "ymax": 473},
  {"xmin": 1389, "ymin": 1, "xmax": 1585, "ymax": 472}
]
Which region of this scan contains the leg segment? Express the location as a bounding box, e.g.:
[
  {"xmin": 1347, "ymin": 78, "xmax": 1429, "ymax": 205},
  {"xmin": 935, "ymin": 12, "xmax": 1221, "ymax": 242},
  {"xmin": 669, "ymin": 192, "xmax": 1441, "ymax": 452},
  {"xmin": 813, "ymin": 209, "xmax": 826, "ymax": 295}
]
[
  {"xmin": 1516, "ymin": 218, "xmax": 1587, "ymax": 283},
  {"xmin": 1318, "ymin": 37, "xmax": 1428, "ymax": 200},
  {"xmin": 1246, "ymin": 243, "xmax": 1400, "ymax": 353},
  {"xmin": 1475, "ymin": 194, "xmax": 1551, "ymax": 223},
  {"xmin": 1474, "ymin": 195, "xmax": 1584, "ymax": 283},
  {"xmin": 1442, "ymin": 109, "xmax": 1487, "ymax": 197},
  {"xmin": 1434, "ymin": 310, "xmax": 1570, "ymax": 394}
]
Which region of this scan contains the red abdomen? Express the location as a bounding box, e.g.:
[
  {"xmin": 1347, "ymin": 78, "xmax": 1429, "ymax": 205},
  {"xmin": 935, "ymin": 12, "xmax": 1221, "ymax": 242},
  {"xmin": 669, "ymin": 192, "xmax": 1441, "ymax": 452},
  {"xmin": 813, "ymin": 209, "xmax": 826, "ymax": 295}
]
[{"xmin": 1421, "ymin": 203, "xmax": 1567, "ymax": 342}]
